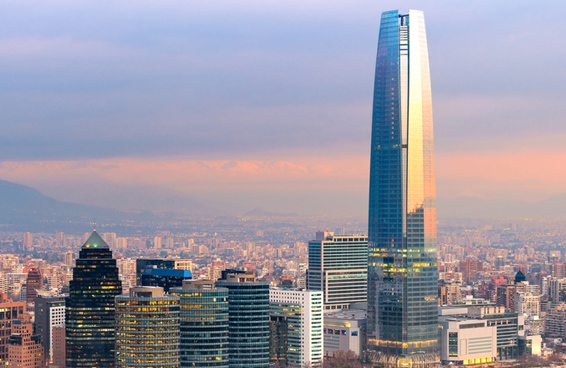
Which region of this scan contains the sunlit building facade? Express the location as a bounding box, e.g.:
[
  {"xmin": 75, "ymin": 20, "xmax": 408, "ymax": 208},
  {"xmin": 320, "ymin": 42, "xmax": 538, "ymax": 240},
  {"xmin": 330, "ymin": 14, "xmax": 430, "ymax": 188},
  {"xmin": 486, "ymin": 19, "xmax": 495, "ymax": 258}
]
[
  {"xmin": 66, "ymin": 231, "xmax": 122, "ymax": 368},
  {"xmin": 367, "ymin": 9, "xmax": 439, "ymax": 367},
  {"xmin": 115, "ymin": 287, "xmax": 180, "ymax": 368}
]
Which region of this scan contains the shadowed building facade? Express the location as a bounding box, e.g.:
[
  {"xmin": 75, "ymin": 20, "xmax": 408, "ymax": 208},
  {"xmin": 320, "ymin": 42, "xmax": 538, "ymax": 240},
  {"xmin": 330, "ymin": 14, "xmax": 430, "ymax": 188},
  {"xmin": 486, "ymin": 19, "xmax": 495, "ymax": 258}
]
[
  {"xmin": 367, "ymin": 9, "xmax": 439, "ymax": 367},
  {"xmin": 66, "ymin": 231, "xmax": 122, "ymax": 367}
]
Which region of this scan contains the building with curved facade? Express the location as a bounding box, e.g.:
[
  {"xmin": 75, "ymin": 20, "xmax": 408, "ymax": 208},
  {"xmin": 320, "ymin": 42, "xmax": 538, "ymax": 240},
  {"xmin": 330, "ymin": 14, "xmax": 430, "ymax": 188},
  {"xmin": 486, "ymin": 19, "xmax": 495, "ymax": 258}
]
[
  {"xmin": 170, "ymin": 280, "xmax": 229, "ymax": 368},
  {"xmin": 216, "ymin": 270, "xmax": 270, "ymax": 368},
  {"xmin": 115, "ymin": 286, "xmax": 180, "ymax": 368}
]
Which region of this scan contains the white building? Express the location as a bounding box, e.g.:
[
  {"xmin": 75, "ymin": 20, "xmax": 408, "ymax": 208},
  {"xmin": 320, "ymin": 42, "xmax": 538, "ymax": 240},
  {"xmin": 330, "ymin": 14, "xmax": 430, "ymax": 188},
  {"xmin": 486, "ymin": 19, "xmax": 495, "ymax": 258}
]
[
  {"xmin": 323, "ymin": 308, "xmax": 365, "ymax": 358},
  {"xmin": 270, "ymin": 288, "xmax": 323, "ymax": 368},
  {"xmin": 307, "ymin": 232, "xmax": 367, "ymax": 310},
  {"xmin": 439, "ymin": 317, "xmax": 497, "ymax": 366}
]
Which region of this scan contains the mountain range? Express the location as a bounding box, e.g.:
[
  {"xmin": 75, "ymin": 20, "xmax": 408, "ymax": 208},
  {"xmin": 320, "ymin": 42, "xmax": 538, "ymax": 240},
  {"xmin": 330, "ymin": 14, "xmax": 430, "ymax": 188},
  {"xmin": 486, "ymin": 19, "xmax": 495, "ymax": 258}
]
[{"xmin": 1, "ymin": 179, "xmax": 566, "ymax": 233}]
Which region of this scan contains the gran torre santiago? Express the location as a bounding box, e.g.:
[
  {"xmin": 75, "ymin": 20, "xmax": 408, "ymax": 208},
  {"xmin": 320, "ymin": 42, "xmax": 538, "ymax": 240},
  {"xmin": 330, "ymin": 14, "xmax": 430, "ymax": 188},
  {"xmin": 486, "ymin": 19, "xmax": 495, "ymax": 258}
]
[{"xmin": 366, "ymin": 9, "xmax": 440, "ymax": 368}]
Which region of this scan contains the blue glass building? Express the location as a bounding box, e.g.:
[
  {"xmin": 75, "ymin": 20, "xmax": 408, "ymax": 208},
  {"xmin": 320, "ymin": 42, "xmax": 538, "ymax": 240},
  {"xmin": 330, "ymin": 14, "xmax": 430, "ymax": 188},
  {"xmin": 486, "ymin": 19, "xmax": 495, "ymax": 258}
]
[
  {"xmin": 367, "ymin": 10, "xmax": 439, "ymax": 367},
  {"xmin": 170, "ymin": 280, "xmax": 229, "ymax": 368},
  {"xmin": 216, "ymin": 271, "xmax": 270, "ymax": 368}
]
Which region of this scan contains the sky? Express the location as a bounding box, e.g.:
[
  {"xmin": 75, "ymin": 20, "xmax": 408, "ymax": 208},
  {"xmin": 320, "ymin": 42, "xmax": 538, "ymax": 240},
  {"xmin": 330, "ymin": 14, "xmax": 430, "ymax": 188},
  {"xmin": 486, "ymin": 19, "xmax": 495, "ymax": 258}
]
[{"xmin": 1, "ymin": 0, "xmax": 566, "ymax": 216}]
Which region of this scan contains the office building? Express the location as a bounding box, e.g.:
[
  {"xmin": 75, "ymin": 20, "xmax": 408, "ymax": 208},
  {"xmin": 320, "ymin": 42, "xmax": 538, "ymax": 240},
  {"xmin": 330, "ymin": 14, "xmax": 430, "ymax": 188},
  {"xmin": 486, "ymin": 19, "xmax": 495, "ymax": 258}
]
[
  {"xmin": 66, "ymin": 231, "xmax": 122, "ymax": 368},
  {"xmin": 140, "ymin": 268, "xmax": 192, "ymax": 292},
  {"xmin": 323, "ymin": 308, "xmax": 366, "ymax": 358},
  {"xmin": 52, "ymin": 326, "xmax": 66, "ymax": 368},
  {"xmin": 439, "ymin": 317, "xmax": 497, "ymax": 366},
  {"xmin": 216, "ymin": 270, "xmax": 270, "ymax": 368},
  {"xmin": 34, "ymin": 295, "xmax": 65, "ymax": 365},
  {"xmin": 0, "ymin": 301, "xmax": 26, "ymax": 364},
  {"xmin": 307, "ymin": 232, "xmax": 367, "ymax": 309},
  {"xmin": 269, "ymin": 288, "xmax": 323, "ymax": 368},
  {"xmin": 170, "ymin": 280, "xmax": 229, "ymax": 368},
  {"xmin": 367, "ymin": 9, "xmax": 439, "ymax": 366},
  {"xmin": 440, "ymin": 299, "xmax": 526, "ymax": 361},
  {"xmin": 115, "ymin": 287, "xmax": 180, "ymax": 368},
  {"xmin": 135, "ymin": 258, "xmax": 193, "ymax": 285},
  {"xmin": 8, "ymin": 319, "xmax": 44, "ymax": 368},
  {"xmin": 25, "ymin": 267, "xmax": 43, "ymax": 305}
]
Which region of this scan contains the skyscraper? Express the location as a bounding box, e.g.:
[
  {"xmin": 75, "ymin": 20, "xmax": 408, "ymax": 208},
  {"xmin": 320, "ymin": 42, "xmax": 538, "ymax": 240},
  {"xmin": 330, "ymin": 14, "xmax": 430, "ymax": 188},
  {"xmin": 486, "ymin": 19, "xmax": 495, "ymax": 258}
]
[
  {"xmin": 307, "ymin": 231, "xmax": 368, "ymax": 310},
  {"xmin": 66, "ymin": 231, "xmax": 122, "ymax": 367},
  {"xmin": 367, "ymin": 9, "xmax": 439, "ymax": 367},
  {"xmin": 35, "ymin": 295, "xmax": 65, "ymax": 365},
  {"xmin": 115, "ymin": 287, "xmax": 180, "ymax": 368},
  {"xmin": 216, "ymin": 270, "xmax": 270, "ymax": 368},
  {"xmin": 269, "ymin": 288, "xmax": 324, "ymax": 368},
  {"xmin": 170, "ymin": 280, "xmax": 229, "ymax": 368}
]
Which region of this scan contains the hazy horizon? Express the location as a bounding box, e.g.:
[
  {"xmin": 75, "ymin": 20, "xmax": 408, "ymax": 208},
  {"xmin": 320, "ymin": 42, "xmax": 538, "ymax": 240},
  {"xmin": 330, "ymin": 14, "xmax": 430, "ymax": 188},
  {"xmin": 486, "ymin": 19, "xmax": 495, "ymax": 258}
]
[{"xmin": 1, "ymin": 1, "xmax": 565, "ymax": 217}]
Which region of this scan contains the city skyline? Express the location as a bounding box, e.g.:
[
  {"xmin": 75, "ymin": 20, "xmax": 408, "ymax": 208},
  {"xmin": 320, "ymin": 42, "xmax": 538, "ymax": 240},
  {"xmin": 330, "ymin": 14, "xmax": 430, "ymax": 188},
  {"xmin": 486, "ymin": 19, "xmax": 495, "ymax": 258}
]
[{"xmin": 1, "ymin": 1, "xmax": 565, "ymax": 217}]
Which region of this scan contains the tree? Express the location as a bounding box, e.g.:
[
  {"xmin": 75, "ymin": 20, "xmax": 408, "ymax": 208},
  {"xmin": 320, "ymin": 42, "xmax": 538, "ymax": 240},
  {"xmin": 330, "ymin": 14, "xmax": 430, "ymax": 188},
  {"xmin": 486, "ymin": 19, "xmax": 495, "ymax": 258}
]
[{"xmin": 323, "ymin": 350, "xmax": 364, "ymax": 368}]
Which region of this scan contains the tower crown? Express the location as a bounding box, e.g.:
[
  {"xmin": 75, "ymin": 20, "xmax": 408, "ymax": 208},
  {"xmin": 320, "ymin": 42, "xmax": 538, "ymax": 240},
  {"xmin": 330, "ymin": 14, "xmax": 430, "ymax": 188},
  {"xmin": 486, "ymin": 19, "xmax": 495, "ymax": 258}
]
[{"xmin": 81, "ymin": 231, "xmax": 109, "ymax": 249}]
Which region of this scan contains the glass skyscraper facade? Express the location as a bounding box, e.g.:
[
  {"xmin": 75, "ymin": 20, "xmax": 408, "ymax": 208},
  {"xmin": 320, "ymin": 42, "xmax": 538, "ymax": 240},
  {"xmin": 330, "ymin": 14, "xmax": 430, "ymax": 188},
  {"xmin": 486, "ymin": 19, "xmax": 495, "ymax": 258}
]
[
  {"xmin": 170, "ymin": 280, "xmax": 229, "ymax": 368},
  {"xmin": 216, "ymin": 271, "xmax": 270, "ymax": 368},
  {"xmin": 66, "ymin": 231, "xmax": 122, "ymax": 368},
  {"xmin": 367, "ymin": 9, "xmax": 439, "ymax": 367}
]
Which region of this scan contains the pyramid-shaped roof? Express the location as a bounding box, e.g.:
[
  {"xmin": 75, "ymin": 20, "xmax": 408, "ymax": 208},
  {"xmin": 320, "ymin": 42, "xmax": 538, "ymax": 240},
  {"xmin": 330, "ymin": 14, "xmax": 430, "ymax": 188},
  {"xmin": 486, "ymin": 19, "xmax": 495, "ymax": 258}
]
[{"xmin": 82, "ymin": 231, "xmax": 109, "ymax": 249}]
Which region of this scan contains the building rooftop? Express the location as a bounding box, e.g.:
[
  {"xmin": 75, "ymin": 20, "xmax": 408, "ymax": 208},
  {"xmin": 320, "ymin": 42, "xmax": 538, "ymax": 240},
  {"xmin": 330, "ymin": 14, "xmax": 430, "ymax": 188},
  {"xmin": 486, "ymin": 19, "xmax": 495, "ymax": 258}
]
[{"xmin": 81, "ymin": 231, "xmax": 109, "ymax": 249}]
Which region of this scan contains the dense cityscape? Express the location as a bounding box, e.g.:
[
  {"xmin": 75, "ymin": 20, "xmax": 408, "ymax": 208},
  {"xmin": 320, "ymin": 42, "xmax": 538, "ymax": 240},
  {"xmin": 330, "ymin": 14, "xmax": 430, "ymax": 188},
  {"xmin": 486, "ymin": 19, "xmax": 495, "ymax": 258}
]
[{"xmin": 0, "ymin": 2, "xmax": 564, "ymax": 368}]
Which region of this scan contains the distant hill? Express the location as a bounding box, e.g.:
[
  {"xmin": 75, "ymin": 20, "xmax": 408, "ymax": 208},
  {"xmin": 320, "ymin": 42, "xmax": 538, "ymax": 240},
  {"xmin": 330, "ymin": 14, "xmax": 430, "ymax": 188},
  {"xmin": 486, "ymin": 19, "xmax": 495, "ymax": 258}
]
[{"xmin": 0, "ymin": 179, "xmax": 153, "ymax": 231}]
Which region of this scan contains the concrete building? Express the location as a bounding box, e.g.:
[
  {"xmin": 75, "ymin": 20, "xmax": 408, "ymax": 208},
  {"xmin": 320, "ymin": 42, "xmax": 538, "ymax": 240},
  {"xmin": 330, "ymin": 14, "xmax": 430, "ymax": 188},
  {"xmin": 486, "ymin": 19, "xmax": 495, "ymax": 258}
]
[
  {"xmin": 51, "ymin": 326, "xmax": 65, "ymax": 368},
  {"xmin": 8, "ymin": 319, "xmax": 44, "ymax": 368},
  {"xmin": 269, "ymin": 288, "xmax": 323, "ymax": 368},
  {"xmin": 0, "ymin": 300, "xmax": 26, "ymax": 364},
  {"xmin": 34, "ymin": 295, "xmax": 65, "ymax": 365},
  {"xmin": 323, "ymin": 308, "xmax": 365, "ymax": 358},
  {"xmin": 439, "ymin": 317, "xmax": 497, "ymax": 366},
  {"xmin": 545, "ymin": 303, "xmax": 566, "ymax": 338},
  {"xmin": 514, "ymin": 292, "xmax": 540, "ymax": 317},
  {"xmin": 440, "ymin": 299, "xmax": 527, "ymax": 361}
]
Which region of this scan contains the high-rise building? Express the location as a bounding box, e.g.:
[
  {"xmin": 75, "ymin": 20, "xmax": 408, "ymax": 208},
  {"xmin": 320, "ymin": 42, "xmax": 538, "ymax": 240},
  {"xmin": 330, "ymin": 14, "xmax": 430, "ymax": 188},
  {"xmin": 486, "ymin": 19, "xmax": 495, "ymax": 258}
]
[
  {"xmin": 140, "ymin": 268, "xmax": 192, "ymax": 292},
  {"xmin": 269, "ymin": 288, "xmax": 324, "ymax": 368},
  {"xmin": 135, "ymin": 258, "xmax": 193, "ymax": 286},
  {"xmin": 367, "ymin": 9, "xmax": 439, "ymax": 366},
  {"xmin": 8, "ymin": 319, "xmax": 44, "ymax": 368},
  {"xmin": 34, "ymin": 295, "xmax": 65, "ymax": 365},
  {"xmin": 307, "ymin": 232, "xmax": 367, "ymax": 310},
  {"xmin": 216, "ymin": 270, "xmax": 270, "ymax": 368},
  {"xmin": 170, "ymin": 280, "xmax": 229, "ymax": 368},
  {"xmin": 25, "ymin": 267, "xmax": 43, "ymax": 305},
  {"xmin": 0, "ymin": 301, "xmax": 26, "ymax": 365},
  {"xmin": 115, "ymin": 286, "xmax": 180, "ymax": 368},
  {"xmin": 66, "ymin": 231, "xmax": 122, "ymax": 368},
  {"xmin": 51, "ymin": 326, "xmax": 66, "ymax": 368}
]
